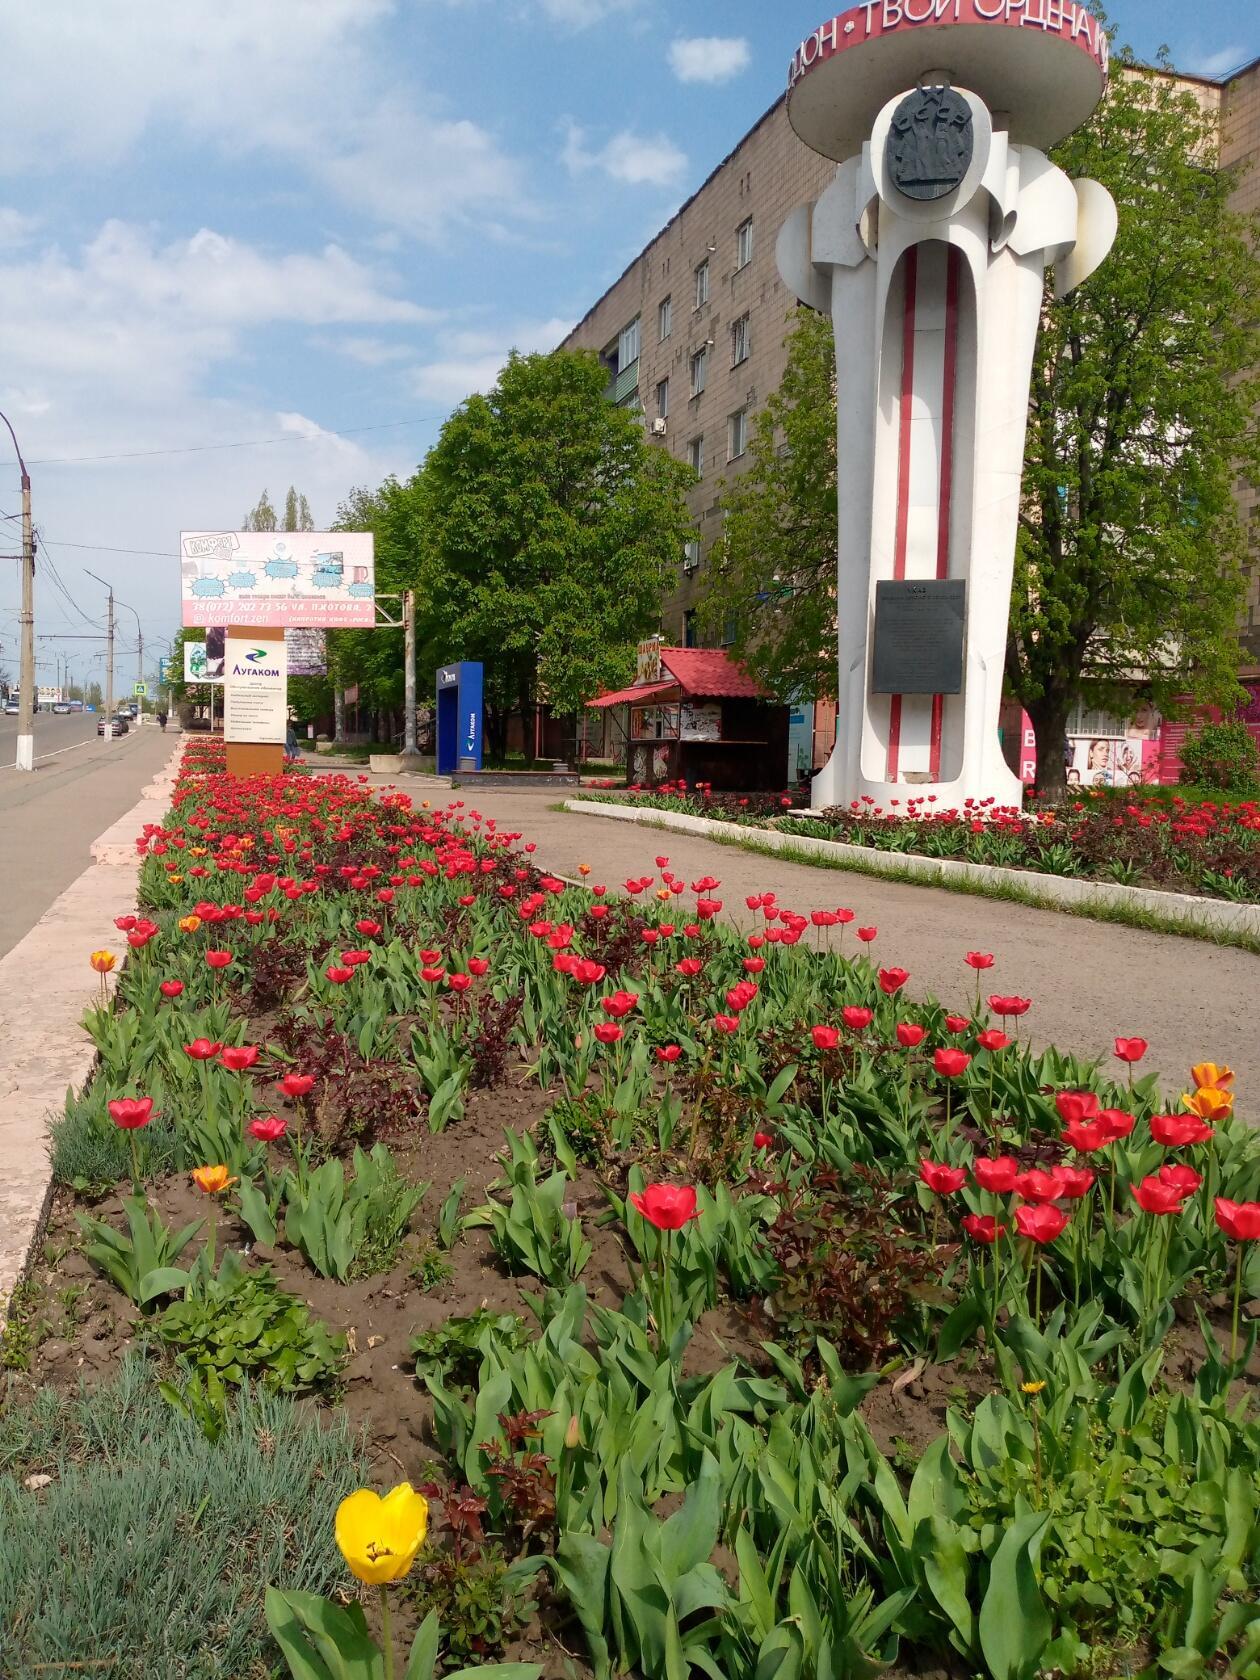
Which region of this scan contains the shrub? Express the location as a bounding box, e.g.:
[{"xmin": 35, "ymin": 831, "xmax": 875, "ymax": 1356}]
[
  {"xmin": 1178, "ymin": 718, "xmax": 1260, "ymax": 792},
  {"xmin": 0, "ymin": 1356, "xmax": 368, "ymax": 1679}
]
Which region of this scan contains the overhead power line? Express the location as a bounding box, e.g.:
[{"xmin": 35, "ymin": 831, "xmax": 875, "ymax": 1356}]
[{"xmin": 27, "ymin": 413, "xmax": 447, "ymax": 467}]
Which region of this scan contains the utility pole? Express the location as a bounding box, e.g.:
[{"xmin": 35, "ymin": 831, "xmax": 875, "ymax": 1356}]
[
  {"xmin": 1, "ymin": 408, "xmax": 35, "ymax": 772},
  {"xmin": 400, "ymin": 588, "xmax": 422, "ymax": 765},
  {"xmin": 85, "ymin": 570, "xmax": 116, "ymax": 745},
  {"xmin": 136, "ymin": 625, "xmax": 144, "ymax": 715}
]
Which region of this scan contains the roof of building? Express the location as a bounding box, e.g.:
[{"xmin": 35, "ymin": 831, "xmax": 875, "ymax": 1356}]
[{"xmin": 587, "ymin": 648, "xmax": 768, "ymax": 708}]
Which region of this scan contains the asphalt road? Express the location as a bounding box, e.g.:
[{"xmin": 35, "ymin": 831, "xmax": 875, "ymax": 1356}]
[{"xmin": 0, "ymin": 712, "xmax": 175, "ymax": 958}]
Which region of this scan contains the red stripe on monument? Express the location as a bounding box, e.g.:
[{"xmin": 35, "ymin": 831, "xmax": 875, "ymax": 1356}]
[
  {"xmin": 929, "ymin": 246, "xmax": 960, "ymax": 782},
  {"xmin": 887, "ymin": 246, "xmax": 918, "ymax": 783}
]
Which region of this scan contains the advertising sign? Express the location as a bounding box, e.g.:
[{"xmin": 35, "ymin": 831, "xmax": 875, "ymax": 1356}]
[
  {"xmin": 180, "ymin": 531, "xmax": 375, "ymax": 628},
  {"xmin": 636, "ymin": 637, "xmax": 663, "ymax": 685},
  {"xmin": 184, "ymin": 641, "xmax": 223, "ymax": 684},
  {"xmin": 1066, "ymin": 736, "xmax": 1159, "ymax": 789},
  {"xmin": 680, "ymin": 702, "xmax": 722, "ymax": 743},
  {"xmin": 286, "ymin": 627, "xmax": 327, "ymax": 676},
  {"xmin": 224, "ymin": 633, "xmax": 288, "ymax": 745}
]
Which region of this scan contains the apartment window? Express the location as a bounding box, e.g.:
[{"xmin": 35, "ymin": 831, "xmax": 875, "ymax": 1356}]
[
  {"xmin": 736, "ymin": 218, "xmax": 754, "ymax": 270},
  {"xmin": 683, "ymin": 539, "xmax": 701, "ymax": 574},
  {"xmin": 658, "ymin": 295, "xmax": 672, "ymax": 341},
  {"xmin": 617, "ymin": 315, "xmax": 640, "ymax": 370},
  {"xmin": 728, "ymin": 407, "xmax": 748, "ymax": 460},
  {"xmin": 731, "ymin": 313, "xmax": 750, "ymax": 367},
  {"xmin": 655, "ymin": 378, "xmax": 669, "ymax": 419},
  {"xmin": 720, "ymin": 612, "xmax": 737, "ymax": 647},
  {"xmin": 683, "ymin": 608, "xmax": 699, "ymax": 647},
  {"xmin": 688, "ymin": 435, "xmax": 704, "ymax": 474},
  {"xmin": 690, "ymin": 346, "xmax": 708, "ymax": 397},
  {"xmin": 694, "ymin": 259, "xmax": 710, "ymax": 309}
]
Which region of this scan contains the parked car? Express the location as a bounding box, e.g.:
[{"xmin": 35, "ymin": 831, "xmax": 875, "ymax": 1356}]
[
  {"xmin": 97, "ymin": 713, "xmax": 130, "ymax": 737},
  {"xmin": 52, "ymin": 701, "xmax": 72, "ymax": 714},
  {"xmin": 69, "ymin": 699, "xmax": 83, "ymax": 711},
  {"xmin": 3, "ymin": 698, "xmax": 19, "ymax": 716}
]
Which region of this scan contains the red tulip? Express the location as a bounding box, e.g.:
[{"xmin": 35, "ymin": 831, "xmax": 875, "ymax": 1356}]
[
  {"xmin": 655, "ymin": 1044, "xmax": 682, "ymax": 1063},
  {"xmin": 1150, "ymin": 1113, "xmax": 1214, "ymax": 1148},
  {"xmin": 108, "ymin": 1097, "xmax": 154, "ymax": 1131},
  {"xmin": 1098, "ymin": 1107, "xmax": 1135, "ymax": 1142},
  {"xmin": 447, "ymin": 973, "xmax": 473, "ymax": 992},
  {"xmin": 919, "ymin": 1160, "xmax": 967, "ymax": 1195},
  {"xmin": 341, "ymin": 950, "xmax": 372, "ymax": 967},
  {"xmin": 1131, "ymin": 1175, "xmax": 1190, "ymax": 1215},
  {"xmin": 593, "ymin": 1022, "xmax": 623, "ymax": 1045},
  {"xmin": 600, "ymin": 990, "xmax": 640, "ymax": 1018},
  {"xmin": 1062, "ymin": 1118, "xmax": 1109, "ymax": 1153},
  {"xmin": 896, "ymin": 1022, "xmax": 926, "ymax": 1049},
  {"xmin": 248, "ymin": 1115, "xmax": 288, "ymax": 1143},
  {"xmin": 277, "ymin": 1072, "xmax": 316, "ymax": 1100},
  {"xmin": 974, "ymin": 1155, "xmax": 1019, "ymax": 1194},
  {"xmin": 675, "ymin": 957, "xmax": 704, "ymax": 978},
  {"xmin": 114, "ymin": 915, "xmax": 137, "ymax": 932},
  {"xmin": 878, "ymin": 967, "xmax": 909, "ymax": 995},
  {"xmin": 1114, "ymin": 1037, "xmax": 1148, "ymax": 1064},
  {"xmin": 976, "ymin": 1029, "xmax": 1010, "ymax": 1052},
  {"xmin": 419, "ymin": 966, "xmax": 445, "ymax": 984},
  {"xmin": 1015, "ymin": 1203, "xmax": 1069, "ymax": 1243},
  {"xmin": 1054, "ymin": 1165, "xmax": 1095, "ymax": 1200},
  {"xmin": 159, "ymin": 980, "xmax": 185, "ymax": 999},
  {"xmin": 988, "ymin": 995, "xmax": 1031, "ymax": 1018},
  {"xmin": 571, "ymin": 959, "xmax": 606, "ymax": 986},
  {"xmin": 712, "ymin": 1014, "xmax": 740, "ymax": 1034},
  {"xmin": 753, "ymin": 1130, "xmax": 774, "ymax": 1150},
  {"xmin": 811, "ymin": 1025, "xmax": 840, "ymax": 1051},
  {"xmin": 1158, "ymin": 1163, "xmax": 1202, "ymax": 1197},
  {"xmin": 468, "ymin": 958, "xmax": 490, "ymax": 977},
  {"xmin": 326, "ymin": 965, "xmax": 355, "ymax": 984},
  {"xmin": 962, "ymin": 1213, "xmax": 1005, "ymax": 1244},
  {"xmin": 934, "ymin": 1048, "xmax": 971, "ymax": 1078},
  {"xmin": 419, "ymin": 948, "xmax": 442, "ymax": 964},
  {"xmin": 1014, "ymin": 1168, "xmax": 1062, "ymax": 1204},
  {"xmin": 1054, "ymin": 1091, "xmax": 1100, "ymax": 1126},
  {"xmin": 965, "ymin": 951, "xmax": 995, "ymax": 970},
  {"xmin": 1214, "ymin": 1198, "xmax": 1260, "ymax": 1241},
  {"xmin": 630, "ymin": 1183, "xmax": 700, "ymax": 1230},
  {"xmin": 944, "ymin": 1014, "xmax": 970, "ymax": 1034},
  {"xmin": 220, "ymin": 1045, "xmax": 260, "ymax": 1072},
  {"xmin": 205, "ymin": 949, "xmax": 233, "ymax": 969},
  {"xmin": 354, "ymin": 919, "xmax": 382, "ymax": 937},
  {"xmin": 183, "ymin": 1038, "xmax": 223, "ymax": 1060},
  {"xmin": 743, "ymin": 956, "xmax": 766, "ymax": 974},
  {"xmin": 841, "ymin": 1006, "xmax": 873, "ymax": 1031}
]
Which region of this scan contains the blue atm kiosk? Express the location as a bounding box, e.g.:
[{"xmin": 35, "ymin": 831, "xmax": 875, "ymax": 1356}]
[{"xmin": 436, "ymin": 661, "xmax": 484, "ymax": 775}]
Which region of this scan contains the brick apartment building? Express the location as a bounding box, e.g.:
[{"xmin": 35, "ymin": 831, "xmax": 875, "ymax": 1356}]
[{"xmin": 564, "ymin": 53, "xmax": 1260, "ymax": 780}]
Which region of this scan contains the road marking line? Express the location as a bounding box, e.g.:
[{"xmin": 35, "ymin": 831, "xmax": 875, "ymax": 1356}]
[{"xmin": 1, "ymin": 733, "xmax": 130, "ymax": 771}]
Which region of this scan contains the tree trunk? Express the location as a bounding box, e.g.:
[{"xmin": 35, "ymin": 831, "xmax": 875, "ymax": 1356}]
[
  {"xmin": 1027, "ymin": 692, "xmax": 1072, "ymax": 798},
  {"xmin": 486, "ymin": 705, "xmax": 508, "ymax": 765},
  {"xmin": 334, "ymin": 686, "xmax": 345, "ymax": 744}
]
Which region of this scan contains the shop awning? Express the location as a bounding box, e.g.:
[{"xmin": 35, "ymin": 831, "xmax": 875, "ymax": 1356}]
[{"xmin": 587, "ymin": 678, "xmax": 679, "ymax": 709}]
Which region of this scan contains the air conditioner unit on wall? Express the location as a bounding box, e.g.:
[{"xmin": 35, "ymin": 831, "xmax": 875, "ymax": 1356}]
[{"xmin": 651, "ymin": 417, "xmax": 667, "ymax": 435}]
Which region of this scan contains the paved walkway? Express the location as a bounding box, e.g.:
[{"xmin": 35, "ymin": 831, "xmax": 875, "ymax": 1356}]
[{"xmin": 364, "ymin": 776, "xmax": 1258, "ymax": 1100}]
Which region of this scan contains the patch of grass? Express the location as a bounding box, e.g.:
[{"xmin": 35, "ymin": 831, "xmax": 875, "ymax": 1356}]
[
  {"xmin": 0, "ymin": 1280, "xmax": 46, "ymax": 1373},
  {"xmin": 409, "ymin": 1242, "xmax": 456, "ymax": 1292},
  {"xmin": 566, "ymin": 800, "xmax": 1260, "ymax": 955},
  {"xmin": 0, "ymin": 1354, "xmax": 368, "ymax": 1679},
  {"xmin": 48, "ymin": 1088, "xmax": 181, "ymax": 1195}
]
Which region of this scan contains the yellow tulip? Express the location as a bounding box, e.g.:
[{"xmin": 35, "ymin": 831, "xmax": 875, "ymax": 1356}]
[
  {"xmin": 191, "ymin": 1164, "xmax": 237, "ymax": 1194},
  {"xmin": 335, "ymin": 1484, "xmax": 429, "ymax": 1585},
  {"xmin": 1190, "ymin": 1062, "xmax": 1234, "ymax": 1091},
  {"xmin": 178, "ymin": 915, "xmax": 202, "ymax": 934},
  {"xmin": 1183, "ymin": 1086, "xmax": 1233, "ymax": 1122},
  {"xmin": 89, "ymin": 950, "xmax": 117, "ymax": 974},
  {"xmin": 168, "ymin": 874, "xmax": 184, "ymax": 885}
]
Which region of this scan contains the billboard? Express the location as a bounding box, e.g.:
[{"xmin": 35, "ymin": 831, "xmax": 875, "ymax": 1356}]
[
  {"xmin": 224, "ymin": 632, "xmax": 288, "ymax": 745},
  {"xmin": 184, "ymin": 633, "xmax": 224, "ymax": 684},
  {"xmin": 180, "ymin": 531, "xmax": 375, "ymax": 627},
  {"xmin": 286, "ymin": 627, "xmax": 327, "ymax": 676}
]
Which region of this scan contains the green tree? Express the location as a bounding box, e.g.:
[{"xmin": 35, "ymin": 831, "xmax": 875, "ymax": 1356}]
[
  {"xmin": 702, "ymin": 307, "xmax": 837, "ymax": 701},
  {"xmin": 414, "ymin": 349, "xmax": 694, "ymax": 756},
  {"xmin": 1008, "ymin": 54, "xmax": 1259, "ymax": 791},
  {"xmin": 282, "ymin": 486, "xmax": 315, "ymax": 532},
  {"xmin": 242, "ymin": 489, "xmax": 278, "ymax": 532}
]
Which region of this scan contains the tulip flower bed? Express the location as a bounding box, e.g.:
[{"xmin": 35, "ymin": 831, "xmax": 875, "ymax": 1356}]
[
  {"xmin": 3, "ymin": 745, "xmax": 1260, "ymax": 1680},
  {"xmin": 580, "ymin": 786, "xmax": 1260, "ymax": 904}
]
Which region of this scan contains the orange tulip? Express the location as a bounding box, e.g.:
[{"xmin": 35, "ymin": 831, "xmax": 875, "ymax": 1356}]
[
  {"xmin": 578, "ymin": 863, "xmax": 591, "ymax": 876},
  {"xmin": 1182, "ymin": 1086, "xmax": 1233, "ymax": 1122},
  {"xmin": 89, "ymin": 950, "xmax": 117, "ymax": 974},
  {"xmin": 177, "ymin": 915, "xmax": 202, "ymax": 934},
  {"xmin": 1190, "ymin": 1062, "xmax": 1234, "ymax": 1091},
  {"xmin": 191, "ymin": 1164, "xmax": 237, "ymax": 1194}
]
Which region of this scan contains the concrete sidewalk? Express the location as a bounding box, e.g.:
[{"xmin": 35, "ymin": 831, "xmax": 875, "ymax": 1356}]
[
  {"xmin": 362, "ymin": 776, "xmax": 1258, "ymax": 1099},
  {"xmin": 0, "ymin": 742, "xmax": 182, "ymax": 1320}
]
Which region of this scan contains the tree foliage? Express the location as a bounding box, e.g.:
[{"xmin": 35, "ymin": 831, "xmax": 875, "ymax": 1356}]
[
  {"xmin": 703, "ymin": 307, "xmax": 837, "ymax": 702},
  {"xmin": 412, "ymin": 349, "xmax": 694, "ymax": 731},
  {"xmin": 1009, "ymin": 55, "xmax": 1260, "ymax": 789}
]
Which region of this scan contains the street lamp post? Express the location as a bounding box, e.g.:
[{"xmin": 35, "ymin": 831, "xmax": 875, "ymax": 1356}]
[
  {"xmin": 84, "ymin": 570, "xmax": 116, "ymax": 745},
  {"xmin": 0, "ymin": 408, "xmax": 35, "ymax": 772}
]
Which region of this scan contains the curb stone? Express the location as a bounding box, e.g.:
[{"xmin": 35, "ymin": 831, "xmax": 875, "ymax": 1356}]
[
  {"xmin": 563, "ymin": 798, "xmax": 1260, "ymax": 941},
  {"xmin": 0, "ymin": 744, "xmax": 182, "ymax": 1332}
]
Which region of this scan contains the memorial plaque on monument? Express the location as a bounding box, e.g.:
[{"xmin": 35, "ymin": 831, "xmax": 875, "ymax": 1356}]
[{"xmin": 871, "ymin": 580, "xmax": 966, "ymax": 695}]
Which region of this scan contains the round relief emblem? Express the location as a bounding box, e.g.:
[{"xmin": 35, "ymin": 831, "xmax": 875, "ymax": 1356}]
[{"xmin": 886, "ymin": 85, "xmax": 974, "ymax": 202}]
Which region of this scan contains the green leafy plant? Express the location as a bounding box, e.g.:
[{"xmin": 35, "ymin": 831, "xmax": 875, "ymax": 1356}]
[
  {"xmin": 1178, "ymin": 719, "xmax": 1260, "ymax": 793},
  {"xmin": 283, "ymin": 1145, "xmax": 426, "ymax": 1282},
  {"xmin": 470, "ymin": 1145, "xmax": 591, "ymax": 1288},
  {"xmin": 266, "ymin": 1594, "xmax": 542, "ymax": 1680},
  {"xmin": 76, "ymin": 1195, "xmax": 202, "ymax": 1311},
  {"xmin": 412, "ymin": 1311, "xmax": 532, "ymax": 1392}
]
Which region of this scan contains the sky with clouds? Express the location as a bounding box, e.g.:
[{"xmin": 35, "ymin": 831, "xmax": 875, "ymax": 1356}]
[{"xmin": 0, "ymin": 0, "xmax": 1255, "ymax": 684}]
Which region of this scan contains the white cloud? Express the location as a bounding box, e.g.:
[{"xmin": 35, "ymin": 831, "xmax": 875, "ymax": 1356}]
[
  {"xmin": 0, "ymin": 208, "xmax": 40, "ymax": 251},
  {"xmin": 561, "ymin": 120, "xmax": 687, "ymax": 189},
  {"xmin": 1180, "ymin": 44, "xmax": 1247, "ymax": 78},
  {"xmin": 537, "ymin": 0, "xmax": 640, "ymax": 27},
  {"xmin": 319, "ymin": 336, "xmax": 418, "ymax": 366},
  {"xmin": 0, "ymin": 1, "xmax": 528, "ymax": 241},
  {"xmin": 410, "ymin": 314, "xmax": 574, "ymax": 403},
  {"xmin": 668, "ymin": 36, "xmax": 751, "ymax": 85}
]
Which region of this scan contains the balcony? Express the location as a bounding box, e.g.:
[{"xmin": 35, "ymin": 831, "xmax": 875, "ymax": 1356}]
[{"xmin": 604, "ymin": 358, "xmax": 640, "ymax": 405}]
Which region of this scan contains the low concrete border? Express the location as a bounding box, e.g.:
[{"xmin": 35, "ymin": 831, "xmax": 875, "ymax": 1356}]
[
  {"xmin": 564, "ymin": 798, "xmax": 1260, "ymax": 940},
  {"xmin": 0, "ymin": 744, "xmax": 182, "ymax": 1326}
]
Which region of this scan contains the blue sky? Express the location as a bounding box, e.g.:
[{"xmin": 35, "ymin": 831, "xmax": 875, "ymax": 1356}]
[{"xmin": 0, "ymin": 0, "xmax": 1255, "ymax": 683}]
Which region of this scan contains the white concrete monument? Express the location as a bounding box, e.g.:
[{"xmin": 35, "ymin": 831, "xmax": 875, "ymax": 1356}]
[{"xmin": 778, "ymin": 0, "xmax": 1117, "ymax": 811}]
